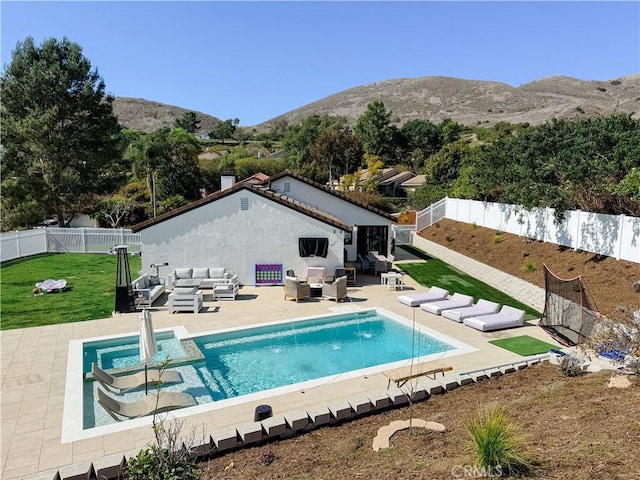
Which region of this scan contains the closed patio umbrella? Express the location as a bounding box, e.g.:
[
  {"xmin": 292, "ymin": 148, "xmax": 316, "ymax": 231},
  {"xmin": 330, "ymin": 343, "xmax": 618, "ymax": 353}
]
[{"xmin": 139, "ymin": 308, "xmax": 158, "ymax": 394}]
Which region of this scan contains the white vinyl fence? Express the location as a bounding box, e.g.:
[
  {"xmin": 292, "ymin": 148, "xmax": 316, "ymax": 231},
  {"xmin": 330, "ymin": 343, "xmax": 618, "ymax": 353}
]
[
  {"xmin": 1, "ymin": 227, "xmax": 141, "ymax": 262},
  {"xmin": 416, "ymin": 198, "xmax": 640, "ymax": 263}
]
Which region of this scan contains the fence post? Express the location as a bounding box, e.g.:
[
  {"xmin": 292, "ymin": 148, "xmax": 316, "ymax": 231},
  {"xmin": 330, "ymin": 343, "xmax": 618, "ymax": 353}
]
[
  {"xmin": 616, "ymin": 214, "xmax": 625, "ymax": 260},
  {"xmin": 81, "ymin": 228, "xmax": 86, "ymax": 253}
]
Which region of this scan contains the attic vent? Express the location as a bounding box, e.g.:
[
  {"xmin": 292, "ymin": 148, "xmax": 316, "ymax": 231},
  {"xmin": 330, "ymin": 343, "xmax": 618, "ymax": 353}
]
[
  {"xmin": 240, "ymin": 197, "xmax": 249, "ymax": 210},
  {"xmin": 284, "ymin": 182, "xmax": 291, "ymax": 193}
]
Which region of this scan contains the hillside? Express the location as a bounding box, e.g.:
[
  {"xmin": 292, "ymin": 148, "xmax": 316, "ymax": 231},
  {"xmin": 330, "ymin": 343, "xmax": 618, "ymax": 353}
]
[
  {"xmin": 258, "ymin": 73, "xmax": 639, "ymax": 129},
  {"xmin": 113, "ymin": 74, "xmax": 639, "ymax": 132},
  {"xmin": 112, "ymin": 97, "xmax": 221, "ymax": 134}
]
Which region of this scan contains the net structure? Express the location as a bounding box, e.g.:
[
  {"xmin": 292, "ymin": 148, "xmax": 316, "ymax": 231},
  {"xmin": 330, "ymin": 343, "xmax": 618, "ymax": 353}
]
[{"xmin": 539, "ymin": 264, "xmax": 599, "ymax": 346}]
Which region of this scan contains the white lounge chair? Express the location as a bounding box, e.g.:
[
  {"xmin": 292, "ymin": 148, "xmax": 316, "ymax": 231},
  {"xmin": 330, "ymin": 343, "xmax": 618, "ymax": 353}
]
[
  {"xmin": 397, "ymin": 286, "xmax": 449, "ymax": 307},
  {"xmin": 420, "ymin": 293, "xmax": 474, "ymax": 315},
  {"xmin": 441, "ymin": 299, "xmax": 501, "ymax": 323},
  {"xmin": 92, "ymin": 363, "xmax": 182, "ymax": 393},
  {"xmin": 463, "ymin": 305, "xmax": 526, "ymax": 332},
  {"xmin": 97, "ymin": 388, "xmax": 196, "ymax": 421}
]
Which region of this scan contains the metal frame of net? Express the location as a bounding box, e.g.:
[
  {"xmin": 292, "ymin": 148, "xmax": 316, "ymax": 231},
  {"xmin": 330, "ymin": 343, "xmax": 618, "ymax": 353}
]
[{"xmin": 539, "ymin": 264, "xmax": 599, "ymax": 346}]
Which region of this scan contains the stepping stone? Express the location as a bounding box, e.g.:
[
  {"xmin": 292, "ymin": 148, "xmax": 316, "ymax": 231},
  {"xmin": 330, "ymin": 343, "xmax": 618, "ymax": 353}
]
[{"xmin": 372, "ymin": 418, "xmax": 446, "ymax": 452}]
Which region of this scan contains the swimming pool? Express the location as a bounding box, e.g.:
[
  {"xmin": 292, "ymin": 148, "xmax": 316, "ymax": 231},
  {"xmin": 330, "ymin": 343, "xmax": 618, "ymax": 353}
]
[{"xmin": 65, "ymin": 308, "xmax": 476, "ymax": 440}]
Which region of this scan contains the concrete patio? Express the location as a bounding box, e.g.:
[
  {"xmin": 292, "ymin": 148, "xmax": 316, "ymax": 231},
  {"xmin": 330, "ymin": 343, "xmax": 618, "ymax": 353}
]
[{"xmin": 1, "ymin": 245, "xmax": 562, "ymax": 479}]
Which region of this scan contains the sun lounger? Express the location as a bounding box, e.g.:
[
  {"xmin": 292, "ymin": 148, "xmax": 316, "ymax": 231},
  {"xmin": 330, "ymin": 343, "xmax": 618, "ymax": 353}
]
[
  {"xmin": 97, "ymin": 388, "xmax": 197, "ymax": 421},
  {"xmin": 463, "ymin": 305, "xmax": 526, "ymax": 332},
  {"xmin": 441, "ymin": 299, "xmax": 500, "ymax": 323},
  {"xmin": 397, "ymin": 286, "xmax": 449, "ymax": 307},
  {"xmin": 420, "ymin": 293, "xmax": 474, "ymax": 315},
  {"xmin": 384, "ymin": 361, "xmax": 453, "ymax": 388},
  {"xmin": 92, "ymin": 363, "xmax": 182, "ymax": 393}
]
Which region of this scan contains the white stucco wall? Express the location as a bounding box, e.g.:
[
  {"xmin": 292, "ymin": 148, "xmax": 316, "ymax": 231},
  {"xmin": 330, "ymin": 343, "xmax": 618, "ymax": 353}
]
[
  {"xmin": 139, "ymin": 189, "xmax": 346, "ymax": 285},
  {"xmin": 270, "ymin": 176, "xmax": 393, "ymax": 260}
]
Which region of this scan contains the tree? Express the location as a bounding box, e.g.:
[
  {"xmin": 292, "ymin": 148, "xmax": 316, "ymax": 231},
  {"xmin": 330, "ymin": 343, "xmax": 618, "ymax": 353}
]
[
  {"xmin": 353, "ymin": 101, "xmax": 394, "ymax": 158},
  {"xmin": 401, "ymin": 119, "xmax": 443, "ymax": 169},
  {"xmin": 310, "ymin": 129, "xmax": 363, "ymax": 186},
  {"xmin": 1, "ymin": 36, "xmax": 121, "ymax": 229},
  {"xmin": 282, "ymin": 114, "xmax": 347, "ymax": 170},
  {"xmin": 174, "ymin": 111, "xmax": 201, "ymax": 133},
  {"xmin": 210, "ymin": 118, "xmax": 239, "ymax": 143},
  {"xmin": 126, "ymin": 127, "xmax": 202, "ymax": 217}
]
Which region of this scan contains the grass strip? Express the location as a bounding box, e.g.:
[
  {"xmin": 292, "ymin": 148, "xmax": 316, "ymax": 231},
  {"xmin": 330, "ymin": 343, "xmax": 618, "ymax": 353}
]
[
  {"xmin": 397, "ymin": 245, "xmax": 540, "ymax": 321},
  {"xmin": 489, "ymin": 335, "xmax": 559, "ymax": 356},
  {"xmin": 1, "ymin": 253, "xmax": 141, "ymax": 330}
]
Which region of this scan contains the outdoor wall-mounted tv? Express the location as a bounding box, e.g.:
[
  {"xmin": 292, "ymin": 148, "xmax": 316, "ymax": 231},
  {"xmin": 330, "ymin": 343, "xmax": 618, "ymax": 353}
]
[{"xmin": 298, "ymin": 237, "xmax": 329, "ymax": 258}]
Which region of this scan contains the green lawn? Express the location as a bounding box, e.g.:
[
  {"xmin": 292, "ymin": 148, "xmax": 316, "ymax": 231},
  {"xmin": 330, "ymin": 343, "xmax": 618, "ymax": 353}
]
[
  {"xmin": 396, "ymin": 245, "xmax": 540, "ymax": 321},
  {"xmin": 0, "ymin": 253, "xmax": 141, "ymax": 330}
]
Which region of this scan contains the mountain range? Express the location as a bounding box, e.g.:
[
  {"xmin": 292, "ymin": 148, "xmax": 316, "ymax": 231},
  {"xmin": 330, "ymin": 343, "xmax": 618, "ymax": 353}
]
[{"xmin": 112, "ymin": 73, "xmax": 639, "ymax": 133}]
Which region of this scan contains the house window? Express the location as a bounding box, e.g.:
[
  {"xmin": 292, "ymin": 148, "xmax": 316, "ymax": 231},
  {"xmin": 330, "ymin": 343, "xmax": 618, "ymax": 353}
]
[
  {"xmin": 240, "ymin": 197, "xmax": 249, "ymax": 210},
  {"xmin": 298, "ymin": 237, "xmax": 329, "ymax": 258},
  {"xmin": 284, "ymin": 182, "xmax": 291, "ymax": 193}
]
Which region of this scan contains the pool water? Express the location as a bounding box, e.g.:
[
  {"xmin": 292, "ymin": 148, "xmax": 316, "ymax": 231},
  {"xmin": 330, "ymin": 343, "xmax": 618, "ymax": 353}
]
[
  {"xmin": 83, "ymin": 331, "xmax": 186, "ymax": 373},
  {"xmin": 194, "ymin": 310, "xmax": 453, "ymax": 399},
  {"xmin": 82, "ymin": 309, "xmax": 456, "ymax": 429}
]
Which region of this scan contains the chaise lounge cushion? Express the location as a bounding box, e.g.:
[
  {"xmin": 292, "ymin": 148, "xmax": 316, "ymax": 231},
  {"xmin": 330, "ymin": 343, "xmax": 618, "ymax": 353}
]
[
  {"xmin": 463, "ymin": 305, "xmax": 526, "ymax": 332},
  {"xmin": 441, "ymin": 299, "xmax": 501, "ymax": 323},
  {"xmin": 397, "ymin": 286, "xmax": 449, "ymax": 307},
  {"xmin": 420, "ymin": 293, "xmax": 474, "ymax": 315}
]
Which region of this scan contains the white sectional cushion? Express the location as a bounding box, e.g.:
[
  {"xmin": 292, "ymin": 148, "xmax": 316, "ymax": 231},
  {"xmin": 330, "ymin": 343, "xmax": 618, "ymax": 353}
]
[
  {"xmin": 192, "ymin": 268, "xmax": 209, "ymax": 279},
  {"xmin": 209, "ymin": 267, "xmax": 226, "ymax": 279},
  {"xmin": 174, "ymin": 268, "xmax": 193, "ymax": 279}
]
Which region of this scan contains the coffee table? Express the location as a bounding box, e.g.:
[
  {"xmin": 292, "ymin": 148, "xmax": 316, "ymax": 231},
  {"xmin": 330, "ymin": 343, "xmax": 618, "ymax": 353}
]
[
  {"xmin": 309, "ymin": 283, "xmax": 323, "ymax": 298},
  {"xmin": 175, "ymin": 278, "xmax": 202, "ymax": 289}
]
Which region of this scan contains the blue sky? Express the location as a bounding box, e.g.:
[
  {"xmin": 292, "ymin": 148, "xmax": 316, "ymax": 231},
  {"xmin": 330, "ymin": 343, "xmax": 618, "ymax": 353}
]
[{"xmin": 2, "ymin": 1, "xmax": 639, "ymax": 126}]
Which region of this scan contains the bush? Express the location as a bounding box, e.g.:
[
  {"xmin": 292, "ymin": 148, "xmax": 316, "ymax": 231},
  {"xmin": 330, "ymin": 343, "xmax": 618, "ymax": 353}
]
[
  {"xmin": 125, "ymin": 444, "xmax": 199, "ymax": 480},
  {"xmin": 468, "ymin": 406, "xmax": 532, "ymax": 477},
  {"xmin": 559, "ymin": 356, "xmax": 585, "ymax": 377},
  {"xmin": 521, "ymin": 261, "xmax": 537, "ymax": 273}
]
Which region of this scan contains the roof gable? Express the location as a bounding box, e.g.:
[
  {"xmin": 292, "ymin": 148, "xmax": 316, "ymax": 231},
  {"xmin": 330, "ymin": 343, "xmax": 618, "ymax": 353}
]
[
  {"xmin": 131, "ymin": 182, "xmax": 351, "ymax": 233},
  {"xmin": 265, "ymin": 171, "xmax": 396, "ymax": 222}
]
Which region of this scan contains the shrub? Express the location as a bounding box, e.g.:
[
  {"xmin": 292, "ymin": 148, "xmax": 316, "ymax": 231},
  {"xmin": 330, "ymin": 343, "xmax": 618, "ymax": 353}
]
[
  {"xmin": 521, "ymin": 261, "xmax": 536, "ymax": 273},
  {"xmin": 492, "ymin": 235, "xmax": 503, "ymax": 244},
  {"xmin": 258, "ymin": 449, "xmax": 277, "ymax": 465},
  {"xmin": 468, "ymin": 406, "xmax": 532, "ymax": 477},
  {"xmin": 559, "ymin": 356, "xmax": 585, "ymax": 377}
]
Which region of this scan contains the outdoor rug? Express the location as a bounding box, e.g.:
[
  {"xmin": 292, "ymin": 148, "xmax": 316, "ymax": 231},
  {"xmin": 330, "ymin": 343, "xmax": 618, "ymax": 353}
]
[{"xmin": 489, "ymin": 335, "xmax": 558, "ymax": 356}]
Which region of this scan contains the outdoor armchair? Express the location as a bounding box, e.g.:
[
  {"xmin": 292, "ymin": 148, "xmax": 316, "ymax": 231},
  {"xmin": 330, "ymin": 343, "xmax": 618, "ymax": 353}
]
[
  {"xmin": 284, "ymin": 276, "xmax": 311, "ymax": 302},
  {"xmin": 322, "ymin": 275, "xmax": 348, "ymax": 302}
]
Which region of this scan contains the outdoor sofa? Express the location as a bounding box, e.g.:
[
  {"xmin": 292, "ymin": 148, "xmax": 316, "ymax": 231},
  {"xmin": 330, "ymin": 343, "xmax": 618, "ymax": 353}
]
[
  {"xmin": 132, "ymin": 273, "xmax": 165, "ymax": 309},
  {"xmin": 463, "ymin": 305, "xmax": 526, "ymax": 332},
  {"xmin": 169, "ymin": 267, "xmax": 237, "ymax": 289}
]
